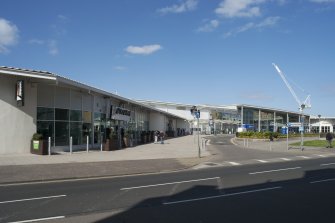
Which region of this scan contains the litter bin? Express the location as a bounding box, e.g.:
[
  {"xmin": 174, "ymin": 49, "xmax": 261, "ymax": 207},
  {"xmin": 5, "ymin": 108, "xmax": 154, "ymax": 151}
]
[{"xmin": 31, "ymin": 140, "xmax": 48, "ymax": 155}]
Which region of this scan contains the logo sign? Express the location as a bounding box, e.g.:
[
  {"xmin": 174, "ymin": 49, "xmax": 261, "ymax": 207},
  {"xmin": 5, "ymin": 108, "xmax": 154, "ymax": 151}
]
[
  {"xmin": 16, "ymin": 80, "xmax": 24, "ymax": 106},
  {"xmin": 112, "ymin": 107, "xmax": 131, "ymax": 121}
]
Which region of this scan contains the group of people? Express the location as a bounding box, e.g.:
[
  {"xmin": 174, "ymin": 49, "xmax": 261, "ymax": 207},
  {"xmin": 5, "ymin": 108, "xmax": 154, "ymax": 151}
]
[{"xmin": 154, "ymin": 130, "xmax": 165, "ymax": 144}]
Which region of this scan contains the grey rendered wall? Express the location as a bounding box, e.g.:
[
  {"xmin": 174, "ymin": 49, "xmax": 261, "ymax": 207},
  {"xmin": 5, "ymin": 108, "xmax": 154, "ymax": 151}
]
[
  {"xmin": 149, "ymin": 112, "xmax": 165, "ymax": 131},
  {"xmin": 0, "ymin": 76, "xmax": 37, "ymax": 154}
]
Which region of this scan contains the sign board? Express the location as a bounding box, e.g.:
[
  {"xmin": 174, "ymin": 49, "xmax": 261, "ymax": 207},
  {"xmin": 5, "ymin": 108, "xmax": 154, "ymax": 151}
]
[
  {"xmin": 111, "ymin": 106, "xmax": 131, "ymax": 122},
  {"xmin": 16, "ymin": 80, "xmax": 24, "ymax": 106},
  {"xmin": 288, "ymin": 122, "xmax": 301, "ymax": 127},
  {"xmin": 195, "ymin": 111, "xmax": 200, "ymax": 119},
  {"xmin": 242, "ymin": 124, "xmax": 254, "ymax": 129},
  {"xmin": 299, "ymin": 126, "xmax": 304, "ymax": 132},
  {"xmin": 281, "ymin": 127, "xmax": 287, "ymax": 134}
]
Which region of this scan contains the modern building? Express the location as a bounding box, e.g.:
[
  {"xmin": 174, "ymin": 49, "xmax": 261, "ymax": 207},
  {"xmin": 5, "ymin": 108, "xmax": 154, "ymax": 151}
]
[
  {"xmin": 309, "ymin": 115, "xmax": 335, "ymax": 133},
  {"xmin": 1, "ymin": 66, "xmax": 333, "ymax": 155},
  {"xmin": 136, "ymin": 100, "xmax": 314, "ymax": 134},
  {"xmin": 0, "ymin": 66, "xmax": 188, "ymax": 154}
]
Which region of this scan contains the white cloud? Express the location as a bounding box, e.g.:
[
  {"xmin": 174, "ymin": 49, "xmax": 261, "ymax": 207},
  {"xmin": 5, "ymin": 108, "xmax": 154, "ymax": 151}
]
[
  {"xmin": 48, "ymin": 40, "xmax": 58, "ymax": 55},
  {"xmin": 310, "ymin": 0, "xmax": 335, "ymax": 3},
  {"xmin": 114, "ymin": 66, "xmax": 127, "ymax": 71},
  {"xmin": 125, "ymin": 44, "xmax": 162, "ymax": 55},
  {"xmin": 215, "ymin": 0, "xmax": 266, "ymax": 18},
  {"xmin": 197, "ymin": 20, "xmax": 220, "ymax": 32},
  {"xmin": 224, "ymin": 16, "xmax": 280, "ymax": 37},
  {"xmin": 0, "ymin": 18, "xmax": 19, "ymax": 53},
  {"xmin": 158, "ymin": 0, "xmax": 198, "ymax": 14}
]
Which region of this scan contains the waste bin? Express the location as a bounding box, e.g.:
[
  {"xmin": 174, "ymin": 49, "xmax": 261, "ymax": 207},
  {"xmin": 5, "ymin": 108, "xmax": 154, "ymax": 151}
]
[{"xmin": 31, "ymin": 140, "xmax": 48, "ymax": 155}]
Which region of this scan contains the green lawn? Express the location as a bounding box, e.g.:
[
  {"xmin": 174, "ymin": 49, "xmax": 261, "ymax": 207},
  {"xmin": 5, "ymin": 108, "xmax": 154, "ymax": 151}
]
[{"xmin": 290, "ymin": 140, "xmax": 332, "ymax": 147}]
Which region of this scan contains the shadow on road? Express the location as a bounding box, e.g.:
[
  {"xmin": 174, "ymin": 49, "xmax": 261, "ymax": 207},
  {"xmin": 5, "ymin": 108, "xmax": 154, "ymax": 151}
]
[{"xmin": 93, "ymin": 168, "xmax": 335, "ymax": 223}]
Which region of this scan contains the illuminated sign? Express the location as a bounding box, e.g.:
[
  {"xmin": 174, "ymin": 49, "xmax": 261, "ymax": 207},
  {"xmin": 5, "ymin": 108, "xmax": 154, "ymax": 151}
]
[{"xmin": 16, "ymin": 80, "xmax": 24, "ymax": 106}]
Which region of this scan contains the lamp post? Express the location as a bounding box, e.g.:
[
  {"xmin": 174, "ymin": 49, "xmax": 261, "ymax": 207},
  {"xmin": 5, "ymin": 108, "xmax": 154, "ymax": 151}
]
[
  {"xmin": 318, "ymin": 114, "xmax": 321, "ymax": 139},
  {"xmin": 190, "ymin": 106, "xmax": 201, "ymax": 158}
]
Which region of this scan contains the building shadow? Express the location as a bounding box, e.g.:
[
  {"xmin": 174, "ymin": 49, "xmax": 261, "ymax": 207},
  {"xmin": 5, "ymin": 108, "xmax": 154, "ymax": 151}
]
[{"xmin": 92, "ymin": 168, "xmax": 335, "ymax": 223}]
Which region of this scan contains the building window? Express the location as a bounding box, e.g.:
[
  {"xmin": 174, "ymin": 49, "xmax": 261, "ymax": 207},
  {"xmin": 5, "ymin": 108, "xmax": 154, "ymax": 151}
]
[
  {"xmin": 55, "ymin": 121, "xmax": 69, "ymax": 146},
  {"xmin": 55, "ymin": 108, "xmax": 69, "ymax": 121},
  {"xmin": 37, "ymin": 107, "xmax": 54, "ymax": 120}
]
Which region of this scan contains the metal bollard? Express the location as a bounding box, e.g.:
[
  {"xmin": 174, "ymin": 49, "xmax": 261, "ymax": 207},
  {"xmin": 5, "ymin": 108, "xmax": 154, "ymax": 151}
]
[
  {"xmin": 86, "ymin": 136, "xmax": 89, "ymax": 153},
  {"xmin": 243, "ymin": 138, "xmax": 246, "ymax": 147},
  {"xmin": 100, "ymin": 133, "xmax": 103, "ymax": 152},
  {"xmin": 246, "ymin": 138, "xmax": 249, "ymax": 148},
  {"xmin": 270, "ymin": 141, "xmax": 272, "ymax": 151},
  {"xmin": 70, "ymin": 136, "xmax": 73, "ymax": 154},
  {"xmin": 48, "ymin": 137, "xmax": 51, "ymax": 156}
]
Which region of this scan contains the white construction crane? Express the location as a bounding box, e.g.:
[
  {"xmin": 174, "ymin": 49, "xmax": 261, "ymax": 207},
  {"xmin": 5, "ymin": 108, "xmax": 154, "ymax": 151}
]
[{"xmin": 272, "ymin": 63, "xmax": 311, "ymax": 112}]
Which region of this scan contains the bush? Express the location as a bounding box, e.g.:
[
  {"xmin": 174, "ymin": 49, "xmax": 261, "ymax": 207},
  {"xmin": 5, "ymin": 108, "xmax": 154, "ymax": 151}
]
[{"xmin": 32, "ymin": 133, "xmax": 43, "ymax": 140}]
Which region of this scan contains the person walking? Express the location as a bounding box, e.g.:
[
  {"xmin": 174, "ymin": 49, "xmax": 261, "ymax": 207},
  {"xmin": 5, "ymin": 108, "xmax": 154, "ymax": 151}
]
[{"xmin": 326, "ymin": 132, "xmax": 333, "ymax": 148}]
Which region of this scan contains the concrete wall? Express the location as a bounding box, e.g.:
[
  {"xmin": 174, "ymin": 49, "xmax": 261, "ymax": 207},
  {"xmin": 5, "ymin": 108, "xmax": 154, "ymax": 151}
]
[
  {"xmin": 149, "ymin": 112, "xmax": 165, "ymax": 131},
  {"xmin": 0, "ymin": 76, "xmax": 37, "ymax": 154}
]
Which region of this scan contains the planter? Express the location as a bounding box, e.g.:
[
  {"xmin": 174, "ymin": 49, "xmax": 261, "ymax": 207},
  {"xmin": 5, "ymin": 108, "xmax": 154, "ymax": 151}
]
[
  {"xmin": 104, "ymin": 139, "xmax": 119, "ymax": 151},
  {"xmin": 31, "ymin": 140, "xmax": 48, "ymax": 155},
  {"xmin": 123, "ymin": 137, "xmax": 129, "ymax": 148}
]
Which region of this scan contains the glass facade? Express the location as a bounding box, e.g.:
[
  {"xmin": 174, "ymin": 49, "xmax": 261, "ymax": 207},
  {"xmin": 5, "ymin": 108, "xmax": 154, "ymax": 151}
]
[{"xmin": 238, "ymin": 106, "xmax": 310, "ymax": 133}]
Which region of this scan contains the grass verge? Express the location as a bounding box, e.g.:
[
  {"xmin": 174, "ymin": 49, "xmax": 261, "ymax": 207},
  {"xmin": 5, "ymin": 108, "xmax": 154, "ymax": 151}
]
[{"xmin": 290, "ymin": 140, "xmax": 332, "ymax": 147}]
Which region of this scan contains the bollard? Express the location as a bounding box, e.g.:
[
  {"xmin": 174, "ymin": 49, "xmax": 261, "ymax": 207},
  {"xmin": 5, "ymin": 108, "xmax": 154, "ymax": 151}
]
[
  {"xmin": 86, "ymin": 136, "xmax": 89, "ymax": 153},
  {"xmin": 270, "ymin": 140, "xmax": 272, "ymax": 151},
  {"xmin": 243, "ymin": 138, "xmax": 246, "ymax": 147},
  {"xmin": 246, "ymin": 138, "xmax": 249, "ymax": 148},
  {"xmin": 48, "ymin": 137, "xmax": 51, "ymax": 156},
  {"xmin": 100, "ymin": 133, "xmax": 103, "ymax": 152},
  {"xmin": 70, "ymin": 136, "xmax": 73, "ymax": 154}
]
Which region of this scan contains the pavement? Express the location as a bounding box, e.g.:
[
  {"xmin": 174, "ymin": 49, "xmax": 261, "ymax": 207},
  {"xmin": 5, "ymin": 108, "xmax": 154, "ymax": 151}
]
[
  {"xmin": 0, "ymin": 135, "xmax": 211, "ymax": 184},
  {"xmin": 0, "ymin": 134, "xmax": 334, "ymax": 185}
]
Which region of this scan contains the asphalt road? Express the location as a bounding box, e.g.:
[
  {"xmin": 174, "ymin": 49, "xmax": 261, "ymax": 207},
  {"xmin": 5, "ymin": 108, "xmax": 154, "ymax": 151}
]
[{"xmin": 1, "ymin": 136, "xmax": 335, "ymax": 223}]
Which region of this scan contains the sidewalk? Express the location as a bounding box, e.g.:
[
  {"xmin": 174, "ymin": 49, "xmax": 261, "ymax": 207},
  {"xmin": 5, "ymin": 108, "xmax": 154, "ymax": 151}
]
[{"xmin": 0, "ymin": 135, "xmax": 210, "ymax": 184}]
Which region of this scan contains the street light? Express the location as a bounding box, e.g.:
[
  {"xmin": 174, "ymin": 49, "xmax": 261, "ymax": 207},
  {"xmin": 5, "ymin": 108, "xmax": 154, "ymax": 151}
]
[{"xmin": 318, "ymin": 114, "xmax": 321, "ymax": 139}]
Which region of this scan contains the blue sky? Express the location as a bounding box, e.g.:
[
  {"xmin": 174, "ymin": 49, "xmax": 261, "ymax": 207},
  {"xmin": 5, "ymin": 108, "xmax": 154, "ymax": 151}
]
[{"xmin": 1, "ymin": 0, "xmax": 335, "ymax": 116}]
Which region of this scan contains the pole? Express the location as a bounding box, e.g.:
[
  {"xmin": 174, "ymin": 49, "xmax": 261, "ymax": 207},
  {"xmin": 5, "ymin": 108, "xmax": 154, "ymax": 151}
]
[
  {"xmin": 300, "ymin": 113, "xmax": 304, "ymax": 151},
  {"xmin": 198, "ymin": 117, "xmax": 200, "ymax": 158},
  {"xmin": 287, "ymin": 126, "xmax": 289, "ymax": 151},
  {"xmin": 48, "ymin": 137, "xmax": 51, "ymax": 156},
  {"xmin": 86, "ymin": 135, "xmax": 89, "ymax": 153},
  {"xmin": 100, "ymin": 133, "xmax": 103, "ymax": 152},
  {"xmin": 70, "ymin": 136, "xmax": 73, "ymax": 154}
]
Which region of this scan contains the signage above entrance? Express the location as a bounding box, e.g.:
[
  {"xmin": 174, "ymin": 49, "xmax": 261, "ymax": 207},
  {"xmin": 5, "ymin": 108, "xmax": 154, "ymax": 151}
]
[{"xmin": 111, "ymin": 106, "xmax": 131, "ymax": 122}]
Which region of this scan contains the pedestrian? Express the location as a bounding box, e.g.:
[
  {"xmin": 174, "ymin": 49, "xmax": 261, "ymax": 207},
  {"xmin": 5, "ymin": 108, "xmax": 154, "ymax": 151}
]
[
  {"xmin": 160, "ymin": 131, "xmax": 165, "ymax": 144},
  {"xmin": 154, "ymin": 130, "xmax": 159, "ymax": 143},
  {"xmin": 326, "ymin": 132, "xmax": 333, "ymax": 148}
]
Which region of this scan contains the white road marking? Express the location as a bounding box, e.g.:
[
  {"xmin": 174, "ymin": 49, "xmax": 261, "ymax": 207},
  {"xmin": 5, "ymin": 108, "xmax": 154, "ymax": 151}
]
[
  {"xmin": 120, "ymin": 177, "xmax": 220, "ymax": 190},
  {"xmin": 296, "ymin": 156, "xmax": 310, "ymax": 159},
  {"xmin": 0, "ymin": 195, "xmax": 66, "ymax": 204},
  {"xmin": 310, "ymin": 178, "xmax": 335, "ymax": 184},
  {"xmin": 8, "ymin": 216, "xmax": 65, "ymax": 223},
  {"xmin": 228, "ymin": 162, "xmax": 241, "ymax": 166},
  {"xmin": 280, "ymin": 158, "xmax": 291, "ymax": 161},
  {"xmin": 316, "ymin": 154, "xmax": 326, "ymax": 157},
  {"xmin": 256, "ymin": 160, "xmax": 268, "ymax": 163},
  {"xmin": 249, "ymin": 167, "xmax": 301, "ymax": 175},
  {"xmin": 320, "ymin": 163, "xmax": 335, "ymax": 166},
  {"xmin": 163, "ymin": 186, "xmax": 282, "ymax": 205}
]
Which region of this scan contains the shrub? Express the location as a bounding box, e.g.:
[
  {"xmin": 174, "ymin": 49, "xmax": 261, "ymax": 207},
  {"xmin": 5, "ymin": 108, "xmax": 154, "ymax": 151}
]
[{"xmin": 32, "ymin": 133, "xmax": 43, "ymax": 140}]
